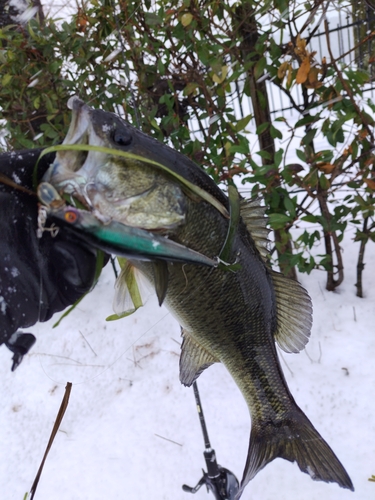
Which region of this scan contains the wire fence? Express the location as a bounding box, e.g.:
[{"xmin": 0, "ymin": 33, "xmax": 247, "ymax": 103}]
[
  {"xmin": 228, "ymin": 3, "xmax": 375, "ymax": 123},
  {"xmin": 272, "ymin": 3, "xmax": 375, "ymax": 117}
]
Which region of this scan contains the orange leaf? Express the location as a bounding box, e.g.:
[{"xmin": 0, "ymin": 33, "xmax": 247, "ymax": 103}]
[
  {"xmin": 317, "ymin": 162, "xmax": 335, "ymax": 174},
  {"xmin": 295, "ymin": 34, "xmax": 307, "ymax": 55},
  {"xmin": 287, "ymin": 64, "xmax": 293, "ymax": 87},
  {"xmin": 364, "ymin": 179, "xmax": 375, "ymax": 190},
  {"xmin": 296, "ymin": 58, "xmax": 310, "ymax": 84},
  {"xmin": 359, "ymin": 129, "xmax": 369, "ymax": 140},
  {"xmin": 277, "ymin": 61, "xmax": 289, "ymax": 80},
  {"xmin": 76, "ymin": 8, "xmax": 88, "ymax": 32},
  {"xmin": 305, "ymin": 67, "xmax": 322, "ymax": 89}
]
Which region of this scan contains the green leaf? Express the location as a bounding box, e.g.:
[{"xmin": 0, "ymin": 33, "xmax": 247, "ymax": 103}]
[
  {"xmin": 269, "ymin": 213, "xmax": 292, "ymax": 229},
  {"xmin": 183, "ymin": 82, "xmax": 199, "ymax": 96},
  {"xmin": 295, "ymin": 114, "xmax": 319, "ymax": 128},
  {"xmin": 212, "ymin": 65, "xmax": 228, "ymax": 84},
  {"xmin": 301, "ymin": 128, "xmax": 317, "ymax": 146},
  {"xmin": 256, "ymin": 122, "xmax": 269, "ymax": 135},
  {"xmin": 181, "ymin": 13, "xmax": 193, "ymax": 26},
  {"xmin": 270, "ymin": 124, "xmax": 283, "ymax": 139},
  {"xmin": 274, "ymin": 148, "xmax": 283, "ymax": 167},
  {"xmin": 157, "ymin": 58, "xmax": 165, "ymax": 76},
  {"xmin": 235, "ymin": 114, "xmax": 252, "ymax": 132},
  {"xmin": 33, "ymin": 96, "xmax": 40, "ymax": 110},
  {"xmin": 229, "ymin": 143, "xmax": 249, "ymax": 154},
  {"xmin": 256, "ymin": 149, "xmax": 272, "ymax": 160},
  {"xmin": 2, "ymin": 74, "xmax": 12, "ymax": 86},
  {"xmin": 296, "ymin": 149, "xmax": 306, "ymax": 162},
  {"xmin": 284, "ymin": 196, "xmax": 296, "ymax": 217},
  {"xmin": 254, "ymin": 57, "xmax": 267, "ymax": 80},
  {"xmin": 301, "ymin": 215, "xmax": 318, "ymax": 223},
  {"xmin": 145, "ymin": 12, "xmax": 162, "ymax": 26},
  {"xmin": 319, "ymin": 173, "xmax": 330, "ymax": 190}
]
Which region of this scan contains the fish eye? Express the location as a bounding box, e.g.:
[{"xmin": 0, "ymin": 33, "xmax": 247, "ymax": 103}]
[
  {"xmin": 64, "ymin": 210, "xmax": 78, "ymax": 224},
  {"xmin": 112, "ymin": 129, "xmax": 132, "ymax": 146}
]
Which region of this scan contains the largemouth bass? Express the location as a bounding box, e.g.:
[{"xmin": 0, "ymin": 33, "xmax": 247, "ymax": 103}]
[{"xmin": 43, "ymin": 97, "xmax": 353, "ymax": 497}]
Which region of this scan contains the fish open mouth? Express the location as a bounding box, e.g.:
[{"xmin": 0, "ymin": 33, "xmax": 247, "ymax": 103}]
[
  {"xmin": 43, "ymin": 97, "xmax": 121, "ymax": 209},
  {"xmin": 42, "ymin": 97, "xmax": 187, "ymax": 229},
  {"xmin": 43, "ymin": 98, "xmax": 94, "ymax": 190}
]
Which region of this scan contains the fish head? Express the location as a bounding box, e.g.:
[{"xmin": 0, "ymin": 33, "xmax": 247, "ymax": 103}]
[{"xmin": 43, "ymin": 97, "xmax": 187, "ymax": 231}]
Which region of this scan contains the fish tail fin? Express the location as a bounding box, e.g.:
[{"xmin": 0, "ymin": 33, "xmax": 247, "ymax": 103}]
[{"xmin": 237, "ymin": 408, "xmax": 354, "ymax": 498}]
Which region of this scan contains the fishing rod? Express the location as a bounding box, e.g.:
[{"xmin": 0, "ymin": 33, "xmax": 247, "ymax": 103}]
[{"xmin": 182, "ymin": 381, "xmax": 239, "ymax": 500}]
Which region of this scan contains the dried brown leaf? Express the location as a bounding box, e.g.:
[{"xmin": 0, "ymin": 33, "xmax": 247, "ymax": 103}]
[
  {"xmin": 317, "ymin": 162, "xmax": 335, "ymax": 174},
  {"xmin": 296, "ymin": 58, "xmax": 310, "ymax": 84},
  {"xmin": 277, "ymin": 61, "xmax": 290, "ymax": 80},
  {"xmin": 364, "ymin": 178, "xmax": 375, "ymax": 190}
]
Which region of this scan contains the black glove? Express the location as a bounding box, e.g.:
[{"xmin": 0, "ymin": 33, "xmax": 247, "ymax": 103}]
[{"xmin": 0, "ymin": 148, "xmax": 101, "ymax": 369}]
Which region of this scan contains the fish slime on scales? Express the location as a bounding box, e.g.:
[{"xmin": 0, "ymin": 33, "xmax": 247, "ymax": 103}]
[{"xmin": 40, "ymin": 97, "xmax": 354, "ymax": 498}]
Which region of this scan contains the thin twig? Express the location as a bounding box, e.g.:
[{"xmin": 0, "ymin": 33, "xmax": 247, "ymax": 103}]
[
  {"xmin": 355, "ymin": 216, "xmax": 369, "ymax": 298},
  {"xmin": 154, "ymin": 434, "xmax": 183, "ymax": 447},
  {"xmin": 29, "ymin": 382, "xmax": 72, "ymax": 500}
]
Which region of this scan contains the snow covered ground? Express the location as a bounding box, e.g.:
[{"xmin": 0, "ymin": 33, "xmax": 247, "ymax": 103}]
[{"xmin": 1, "ymin": 229, "xmax": 374, "ymax": 500}]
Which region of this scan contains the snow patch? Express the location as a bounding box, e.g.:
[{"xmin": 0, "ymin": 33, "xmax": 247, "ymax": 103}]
[
  {"xmin": 9, "ymin": 0, "xmax": 27, "ymax": 14},
  {"xmin": 11, "ymin": 173, "xmax": 21, "ymax": 184},
  {"xmin": 0, "ymin": 296, "xmax": 7, "ymax": 315},
  {"xmin": 101, "ymin": 123, "xmax": 112, "ymax": 133},
  {"xmin": 10, "ymin": 267, "xmax": 20, "ymax": 278},
  {"xmin": 16, "ymin": 6, "xmax": 38, "ymax": 23}
]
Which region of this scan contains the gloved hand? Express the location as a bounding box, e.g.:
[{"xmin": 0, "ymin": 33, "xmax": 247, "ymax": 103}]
[{"xmin": 0, "ymin": 148, "xmax": 102, "ymax": 370}]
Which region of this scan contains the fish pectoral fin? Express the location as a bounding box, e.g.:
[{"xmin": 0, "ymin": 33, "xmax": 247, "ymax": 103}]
[
  {"xmin": 110, "ymin": 259, "xmax": 152, "ymax": 319},
  {"xmin": 237, "ymin": 408, "xmax": 353, "ymax": 499},
  {"xmin": 179, "ymin": 328, "xmax": 219, "ymax": 387},
  {"xmin": 271, "ymin": 270, "xmax": 313, "ymax": 353},
  {"xmin": 153, "ymin": 260, "xmax": 169, "ymax": 306}
]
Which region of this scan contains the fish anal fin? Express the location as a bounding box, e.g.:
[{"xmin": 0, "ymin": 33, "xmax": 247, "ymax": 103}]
[
  {"xmin": 179, "ymin": 328, "xmax": 219, "ymax": 387},
  {"xmin": 237, "ymin": 409, "xmax": 354, "ymax": 499},
  {"xmin": 271, "ymin": 270, "xmax": 313, "ymax": 353}
]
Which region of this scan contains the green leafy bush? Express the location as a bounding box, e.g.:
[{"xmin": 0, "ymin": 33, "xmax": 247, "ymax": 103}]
[{"xmin": 0, "ymin": 0, "xmax": 374, "ymax": 293}]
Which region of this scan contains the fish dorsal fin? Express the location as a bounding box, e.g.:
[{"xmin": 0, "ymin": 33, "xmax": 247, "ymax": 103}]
[
  {"xmin": 179, "ymin": 328, "xmax": 219, "ymax": 386},
  {"xmin": 271, "ymin": 270, "xmax": 313, "ymax": 353},
  {"xmin": 240, "ymin": 198, "xmax": 270, "ymax": 262}
]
